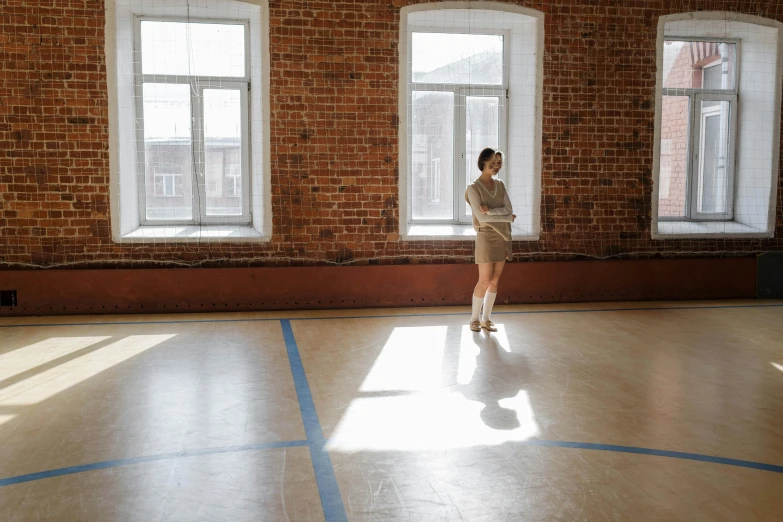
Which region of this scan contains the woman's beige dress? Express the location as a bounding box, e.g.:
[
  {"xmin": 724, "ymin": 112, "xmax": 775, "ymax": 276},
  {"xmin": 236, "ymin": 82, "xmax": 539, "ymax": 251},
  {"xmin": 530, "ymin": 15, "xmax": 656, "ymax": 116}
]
[{"xmin": 465, "ymin": 178, "xmax": 514, "ymax": 264}]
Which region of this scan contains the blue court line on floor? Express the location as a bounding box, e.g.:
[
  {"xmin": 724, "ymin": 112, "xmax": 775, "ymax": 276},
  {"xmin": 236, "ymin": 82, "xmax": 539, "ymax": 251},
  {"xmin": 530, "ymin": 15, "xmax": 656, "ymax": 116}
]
[
  {"xmin": 2, "ymin": 307, "xmax": 782, "ymax": 498},
  {"xmin": 2, "ymin": 437, "xmax": 782, "ymax": 490},
  {"xmin": 0, "ymin": 440, "xmax": 308, "ymax": 488},
  {"xmin": 524, "ymin": 440, "xmax": 783, "ymax": 473},
  {"xmin": 1, "ymin": 302, "xmax": 781, "ymax": 329},
  {"xmin": 281, "ymin": 319, "xmax": 347, "ymax": 522}
]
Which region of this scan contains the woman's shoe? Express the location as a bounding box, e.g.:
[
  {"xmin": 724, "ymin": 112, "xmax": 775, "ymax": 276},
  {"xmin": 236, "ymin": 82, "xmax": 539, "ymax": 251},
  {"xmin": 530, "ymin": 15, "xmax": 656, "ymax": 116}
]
[
  {"xmin": 481, "ymin": 320, "xmax": 497, "ymax": 332},
  {"xmin": 470, "ymin": 320, "xmax": 482, "ymax": 332}
]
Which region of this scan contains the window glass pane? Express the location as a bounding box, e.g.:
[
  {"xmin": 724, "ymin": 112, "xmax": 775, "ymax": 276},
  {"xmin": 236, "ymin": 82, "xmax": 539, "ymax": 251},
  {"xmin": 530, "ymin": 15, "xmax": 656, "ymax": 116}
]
[
  {"xmin": 702, "ymin": 63, "xmax": 722, "ymax": 89},
  {"xmin": 429, "ymin": 158, "xmax": 441, "ymax": 203},
  {"xmin": 141, "ymin": 21, "xmax": 245, "ymax": 77},
  {"xmin": 697, "ymin": 100, "xmax": 731, "ymax": 214},
  {"xmin": 663, "ymin": 41, "xmax": 735, "ymax": 90},
  {"xmin": 154, "ymin": 174, "xmax": 182, "ymax": 197},
  {"xmin": 658, "ymin": 95, "xmax": 688, "ymax": 219},
  {"xmin": 465, "ymin": 96, "xmax": 500, "ymax": 216},
  {"xmin": 412, "ymin": 33, "xmax": 503, "ymax": 85},
  {"xmin": 411, "ymin": 91, "xmax": 454, "ymax": 220},
  {"xmin": 143, "ymin": 83, "xmax": 193, "ymax": 221},
  {"xmin": 204, "ymin": 89, "xmax": 243, "ymax": 217}
]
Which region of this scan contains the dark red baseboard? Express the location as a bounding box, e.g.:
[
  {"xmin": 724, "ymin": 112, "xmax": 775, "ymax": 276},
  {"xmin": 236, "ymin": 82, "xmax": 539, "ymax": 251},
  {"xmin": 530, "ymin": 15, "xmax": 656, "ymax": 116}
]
[{"xmin": 0, "ymin": 258, "xmax": 757, "ymax": 317}]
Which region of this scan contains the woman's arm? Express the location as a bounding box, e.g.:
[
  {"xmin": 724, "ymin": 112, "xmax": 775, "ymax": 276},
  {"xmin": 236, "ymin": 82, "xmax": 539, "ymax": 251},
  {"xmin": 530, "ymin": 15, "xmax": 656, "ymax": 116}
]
[
  {"xmin": 486, "ymin": 191, "xmax": 513, "ymax": 216},
  {"xmin": 466, "ymin": 186, "xmax": 515, "ymax": 223}
]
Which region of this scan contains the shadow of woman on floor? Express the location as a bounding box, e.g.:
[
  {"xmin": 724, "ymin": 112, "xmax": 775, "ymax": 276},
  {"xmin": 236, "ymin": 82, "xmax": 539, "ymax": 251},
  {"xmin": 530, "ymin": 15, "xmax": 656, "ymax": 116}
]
[{"xmin": 457, "ymin": 329, "xmax": 533, "ymax": 431}]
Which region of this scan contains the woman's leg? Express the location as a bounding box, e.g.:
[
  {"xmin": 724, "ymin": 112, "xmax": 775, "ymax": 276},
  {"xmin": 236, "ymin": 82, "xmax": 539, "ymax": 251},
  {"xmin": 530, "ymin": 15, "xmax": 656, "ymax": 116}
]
[
  {"xmin": 471, "ymin": 263, "xmax": 493, "ymax": 329},
  {"xmin": 487, "ymin": 261, "xmax": 505, "ymax": 294},
  {"xmin": 473, "ymin": 262, "xmax": 493, "ymax": 298},
  {"xmin": 482, "ymin": 261, "xmax": 505, "ymax": 328}
]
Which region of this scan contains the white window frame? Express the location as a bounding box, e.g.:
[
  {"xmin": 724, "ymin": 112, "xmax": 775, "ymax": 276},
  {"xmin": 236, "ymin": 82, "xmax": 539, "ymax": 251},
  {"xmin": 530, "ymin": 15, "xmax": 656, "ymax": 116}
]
[
  {"xmin": 106, "ymin": 0, "xmax": 271, "ymax": 243},
  {"xmin": 691, "ymin": 92, "xmax": 737, "ymax": 220},
  {"xmin": 659, "ymin": 37, "xmax": 739, "ymax": 222},
  {"xmin": 652, "ymin": 12, "xmax": 782, "ymax": 239},
  {"xmin": 407, "ymin": 27, "xmax": 509, "ymax": 226},
  {"xmin": 399, "ymin": 3, "xmax": 543, "ymax": 241},
  {"xmin": 134, "ymin": 16, "xmax": 251, "ymax": 226},
  {"xmin": 459, "ymin": 86, "xmax": 508, "ymax": 223}
]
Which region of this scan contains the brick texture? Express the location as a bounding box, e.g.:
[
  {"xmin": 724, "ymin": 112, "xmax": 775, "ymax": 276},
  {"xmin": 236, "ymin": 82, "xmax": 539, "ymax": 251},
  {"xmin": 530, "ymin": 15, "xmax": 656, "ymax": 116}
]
[{"xmin": 1, "ymin": 0, "xmax": 782, "ymax": 268}]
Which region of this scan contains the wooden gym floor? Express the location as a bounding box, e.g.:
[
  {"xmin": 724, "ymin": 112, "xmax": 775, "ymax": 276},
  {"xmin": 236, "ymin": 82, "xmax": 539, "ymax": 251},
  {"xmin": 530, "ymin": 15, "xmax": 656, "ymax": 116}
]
[{"xmin": 1, "ymin": 300, "xmax": 782, "ymax": 521}]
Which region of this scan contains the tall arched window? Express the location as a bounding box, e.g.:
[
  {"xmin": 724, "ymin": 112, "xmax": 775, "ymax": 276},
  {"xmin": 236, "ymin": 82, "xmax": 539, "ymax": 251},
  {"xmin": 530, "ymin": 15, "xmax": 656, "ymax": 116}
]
[
  {"xmin": 399, "ymin": 3, "xmax": 543, "ymax": 240},
  {"xmin": 653, "ymin": 12, "xmax": 783, "ymax": 238},
  {"xmin": 106, "ymin": 0, "xmax": 271, "ymax": 242}
]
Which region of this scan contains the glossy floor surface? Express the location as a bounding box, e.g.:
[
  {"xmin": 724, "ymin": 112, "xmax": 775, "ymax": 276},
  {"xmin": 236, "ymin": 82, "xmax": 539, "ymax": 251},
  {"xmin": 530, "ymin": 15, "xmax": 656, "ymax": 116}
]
[{"xmin": 1, "ymin": 301, "xmax": 782, "ymax": 521}]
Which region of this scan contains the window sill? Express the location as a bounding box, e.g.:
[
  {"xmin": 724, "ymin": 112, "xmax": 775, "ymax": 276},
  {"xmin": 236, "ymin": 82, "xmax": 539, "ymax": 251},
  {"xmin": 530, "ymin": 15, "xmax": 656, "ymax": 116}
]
[
  {"xmin": 653, "ymin": 220, "xmax": 772, "ymax": 239},
  {"xmin": 402, "ymin": 223, "xmax": 539, "ymax": 241},
  {"xmin": 116, "ymin": 225, "xmax": 270, "ymax": 243}
]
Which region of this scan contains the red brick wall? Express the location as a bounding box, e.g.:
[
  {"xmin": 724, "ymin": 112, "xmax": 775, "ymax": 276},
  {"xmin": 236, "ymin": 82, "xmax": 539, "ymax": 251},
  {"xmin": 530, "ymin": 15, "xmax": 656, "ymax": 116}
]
[{"xmin": 1, "ymin": 0, "xmax": 782, "ymax": 269}]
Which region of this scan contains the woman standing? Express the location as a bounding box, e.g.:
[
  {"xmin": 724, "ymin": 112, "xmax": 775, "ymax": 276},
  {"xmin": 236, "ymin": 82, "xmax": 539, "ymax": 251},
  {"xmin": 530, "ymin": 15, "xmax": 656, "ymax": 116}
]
[{"xmin": 465, "ymin": 147, "xmax": 515, "ymax": 332}]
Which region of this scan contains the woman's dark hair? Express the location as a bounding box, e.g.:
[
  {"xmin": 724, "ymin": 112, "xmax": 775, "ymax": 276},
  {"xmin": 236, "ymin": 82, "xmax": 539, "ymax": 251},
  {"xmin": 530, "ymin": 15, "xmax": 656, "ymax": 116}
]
[{"xmin": 477, "ymin": 147, "xmax": 503, "ymax": 172}]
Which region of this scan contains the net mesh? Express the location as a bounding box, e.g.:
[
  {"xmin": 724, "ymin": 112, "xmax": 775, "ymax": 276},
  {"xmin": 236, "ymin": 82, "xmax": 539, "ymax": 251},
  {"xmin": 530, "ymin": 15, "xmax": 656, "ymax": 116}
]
[{"xmin": 0, "ymin": 0, "xmax": 782, "ymax": 270}]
